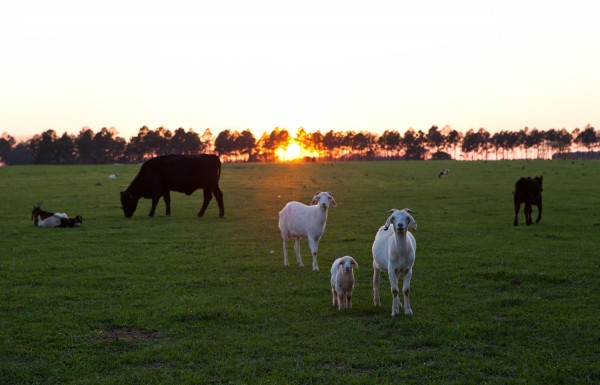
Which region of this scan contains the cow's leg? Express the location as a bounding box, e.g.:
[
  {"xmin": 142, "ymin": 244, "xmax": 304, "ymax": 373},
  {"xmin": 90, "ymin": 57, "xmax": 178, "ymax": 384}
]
[
  {"xmin": 373, "ymin": 264, "xmax": 381, "ymax": 306},
  {"xmin": 212, "ymin": 186, "xmax": 225, "ymax": 218},
  {"xmin": 535, "ymin": 200, "xmax": 542, "ymax": 223},
  {"xmin": 525, "ymin": 203, "xmax": 533, "ymax": 225},
  {"xmin": 294, "ymin": 238, "xmax": 304, "ymax": 268},
  {"xmin": 149, "ymin": 196, "xmax": 160, "ymax": 217},
  {"xmin": 402, "ymin": 268, "xmax": 413, "ymax": 316},
  {"xmin": 197, "ymin": 189, "xmax": 213, "ymax": 217},
  {"xmin": 514, "ymin": 202, "xmax": 520, "ymax": 226},
  {"xmin": 389, "ymin": 268, "xmax": 401, "ymax": 317},
  {"xmin": 307, "ymin": 236, "xmax": 319, "ymax": 272},
  {"xmin": 164, "ymin": 192, "xmax": 171, "ymax": 216}
]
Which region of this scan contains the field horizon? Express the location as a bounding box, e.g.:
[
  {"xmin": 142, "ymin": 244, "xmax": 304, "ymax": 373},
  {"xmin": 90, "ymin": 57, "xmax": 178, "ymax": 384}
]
[{"xmin": 1, "ymin": 160, "xmax": 599, "ymax": 384}]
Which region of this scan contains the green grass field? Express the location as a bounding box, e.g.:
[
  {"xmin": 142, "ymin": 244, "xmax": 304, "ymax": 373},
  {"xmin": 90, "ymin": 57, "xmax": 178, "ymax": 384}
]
[{"xmin": 1, "ymin": 160, "xmax": 599, "ymax": 384}]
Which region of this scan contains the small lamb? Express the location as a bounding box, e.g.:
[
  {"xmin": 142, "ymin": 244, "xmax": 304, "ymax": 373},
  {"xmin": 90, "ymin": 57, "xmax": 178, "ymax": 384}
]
[
  {"xmin": 330, "ymin": 256, "xmax": 358, "ymax": 310},
  {"xmin": 372, "ymin": 208, "xmax": 417, "ymax": 317},
  {"xmin": 278, "ymin": 191, "xmax": 337, "ymax": 272}
]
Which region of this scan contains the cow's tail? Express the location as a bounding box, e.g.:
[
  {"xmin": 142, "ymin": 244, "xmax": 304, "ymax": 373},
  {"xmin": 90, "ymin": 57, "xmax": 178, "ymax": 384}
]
[{"xmin": 216, "ymin": 157, "xmax": 222, "ymax": 180}]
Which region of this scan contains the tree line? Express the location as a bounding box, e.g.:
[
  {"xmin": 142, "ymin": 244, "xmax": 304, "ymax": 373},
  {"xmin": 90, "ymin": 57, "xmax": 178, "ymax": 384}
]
[{"xmin": 0, "ymin": 124, "xmax": 598, "ymax": 165}]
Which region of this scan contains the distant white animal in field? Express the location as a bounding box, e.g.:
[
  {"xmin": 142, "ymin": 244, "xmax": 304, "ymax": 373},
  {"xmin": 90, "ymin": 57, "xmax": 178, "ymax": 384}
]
[
  {"xmin": 438, "ymin": 168, "xmax": 449, "ymax": 178},
  {"xmin": 330, "ymin": 256, "xmax": 358, "ymax": 310},
  {"xmin": 278, "ymin": 191, "xmax": 337, "ymax": 272},
  {"xmin": 372, "ymin": 208, "xmax": 417, "ymax": 317},
  {"xmin": 108, "ymin": 174, "xmax": 118, "ymax": 180}
]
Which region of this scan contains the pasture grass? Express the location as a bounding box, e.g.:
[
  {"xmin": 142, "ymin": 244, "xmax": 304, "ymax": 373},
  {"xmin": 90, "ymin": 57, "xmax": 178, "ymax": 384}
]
[{"xmin": 1, "ymin": 159, "xmax": 599, "ymax": 384}]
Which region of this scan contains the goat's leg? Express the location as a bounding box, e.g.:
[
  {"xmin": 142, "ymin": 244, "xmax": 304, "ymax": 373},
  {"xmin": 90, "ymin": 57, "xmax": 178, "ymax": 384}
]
[
  {"xmin": 373, "ymin": 265, "xmax": 381, "ymax": 306},
  {"xmin": 307, "ymin": 236, "xmax": 320, "ymax": 272},
  {"xmin": 294, "ymin": 238, "xmax": 304, "ymax": 268},
  {"xmin": 281, "ymin": 232, "xmax": 289, "ymax": 267},
  {"xmin": 402, "ymin": 268, "xmax": 413, "ymax": 316},
  {"xmin": 332, "ymin": 286, "xmax": 338, "ymax": 307},
  {"xmin": 388, "ymin": 269, "xmax": 402, "ymax": 317}
]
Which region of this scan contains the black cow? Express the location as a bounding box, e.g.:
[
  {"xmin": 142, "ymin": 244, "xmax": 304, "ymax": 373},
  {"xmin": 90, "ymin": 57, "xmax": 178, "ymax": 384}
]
[
  {"xmin": 120, "ymin": 154, "xmax": 224, "ymax": 218},
  {"xmin": 513, "ymin": 176, "xmax": 543, "ymax": 226}
]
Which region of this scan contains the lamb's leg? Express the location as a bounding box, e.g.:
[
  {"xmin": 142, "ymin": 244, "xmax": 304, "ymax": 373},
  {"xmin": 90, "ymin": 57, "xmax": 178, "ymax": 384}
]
[
  {"xmin": 347, "ymin": 291, "xmax": 353, "ymax": 309},
  {"xmin": 337, "ymin": 293, "xmax": 345, "ymax": 310},
  {"xmin": 294, "ymin": 238, "xmax": 304, "ymax": 268},
  {"xmin": 308, "ymin": 236, "xmax": 320, "ymax": 272},
  {"xmin": 373, "ymin": 265, "xmax": 381, "ymax": 306},
  {"xmin": 402, "ymin": 268, "xmax": 413, "ymax": 316},
  {"xmin": 389, "ymin": 269, "xmax": 402, "ymax": 317}
]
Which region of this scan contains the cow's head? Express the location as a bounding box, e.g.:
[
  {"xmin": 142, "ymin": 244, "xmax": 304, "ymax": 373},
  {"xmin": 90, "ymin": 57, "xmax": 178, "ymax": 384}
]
[
  {"xmin": 120, "ymin": 191, "xmax": 139, "ymax": 218},
  {"xmin": 535, "ymin": 176, "xmax": 543, "ymax": 191},
  {"xmin": 383, "ymin": 208, "xmax": 417, "ymax": 233}
]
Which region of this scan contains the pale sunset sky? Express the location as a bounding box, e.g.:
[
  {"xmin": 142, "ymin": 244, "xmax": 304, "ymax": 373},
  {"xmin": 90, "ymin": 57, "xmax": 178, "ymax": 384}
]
[{"xmin": 1, "ymin": 0, "xmax": 599, "ymax": 141}]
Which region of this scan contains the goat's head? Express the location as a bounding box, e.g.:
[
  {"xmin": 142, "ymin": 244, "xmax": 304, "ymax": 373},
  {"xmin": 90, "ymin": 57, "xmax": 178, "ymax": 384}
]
[
  {"xmin": 383, "ymin": 208, "xmax": 417, "ymax": 233},
  {"xmin": 311, "ymin": 191, "xmax": 337, "ymax": 210},
  {"xmin": 31, "ymin": 203, "xmax": 42, "ymax": 220},
  {"xmin": 338, "ymin": 256, "xmax": 358, "ymax": 273}
]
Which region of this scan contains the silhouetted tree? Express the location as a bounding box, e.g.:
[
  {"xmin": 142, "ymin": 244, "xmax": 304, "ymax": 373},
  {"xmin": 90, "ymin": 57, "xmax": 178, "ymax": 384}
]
[
  {"xmin": 75, "ymin": 127, "xmax": 95, "ymax": 164},
  {"xmin": 403, "ymin": 128, "xmax": 427, "ymax": 160},
  {"xmin": 575, "ymin": 124, "xmax": 597, "ymax": 153},
  {"xmin": 0, "ymin": 132, "xmax": 15, "ymax": 164}
]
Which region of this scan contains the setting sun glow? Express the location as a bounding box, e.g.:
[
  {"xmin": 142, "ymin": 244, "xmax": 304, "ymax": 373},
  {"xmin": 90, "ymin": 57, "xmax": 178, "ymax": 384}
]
[{"xmin": 275, "ymin": 141, "xmax": 319, "ymax": 162}]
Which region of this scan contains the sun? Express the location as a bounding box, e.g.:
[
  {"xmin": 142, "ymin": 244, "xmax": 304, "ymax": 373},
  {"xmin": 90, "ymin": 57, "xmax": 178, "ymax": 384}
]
[{"xmin": 276, "ymin": 141, "xmax": 317, "ymax": 162}]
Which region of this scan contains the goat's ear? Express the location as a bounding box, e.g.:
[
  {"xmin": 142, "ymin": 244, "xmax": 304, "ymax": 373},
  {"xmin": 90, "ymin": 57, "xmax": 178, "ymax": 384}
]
[
  {"xmin": 408, "ymin": 214, "xmax": 417, "ymax": 231},
  {"xmin": 311, "ymin": 194, "xmax": 319, "ymax": 205},
  {"xmin": 383, "ymin": 214, "xmax": 394, "ymax": 231},
  {"xmin": 328, "ymin": 193, "xmax": 337, "ymax": 208}
]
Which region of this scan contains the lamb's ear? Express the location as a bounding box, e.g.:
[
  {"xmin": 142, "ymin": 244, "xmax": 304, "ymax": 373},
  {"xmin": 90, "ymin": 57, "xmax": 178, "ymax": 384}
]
[
  {"xmin": 311, "ymin": 192, "xmax": 321, "ymax": 205},
  {"xmin": 351, "ymin": 258, "xmax": 359, "ymax": 269},
  {"xmin": 328, "ymin": 192, "xmax": 337, "ymax": 208}
]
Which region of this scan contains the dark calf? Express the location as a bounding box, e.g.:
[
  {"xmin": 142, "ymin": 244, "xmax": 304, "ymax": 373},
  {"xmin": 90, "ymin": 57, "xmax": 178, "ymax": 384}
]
[{"xmin": 513, "ymin": 176, "xmax": 543, "ymax": 226}]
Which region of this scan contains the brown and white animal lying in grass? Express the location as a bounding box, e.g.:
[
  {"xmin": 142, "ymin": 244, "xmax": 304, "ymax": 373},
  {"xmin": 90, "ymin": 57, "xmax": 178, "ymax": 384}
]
[{"xmin": 31, "ymin": 204, "xmax": 83, "ymax": 228}]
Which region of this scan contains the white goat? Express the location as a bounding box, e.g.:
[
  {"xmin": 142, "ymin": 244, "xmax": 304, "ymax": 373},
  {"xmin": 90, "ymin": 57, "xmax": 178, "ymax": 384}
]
[
  {"xmin": 330, "ymin": 256, "xmax": 358, "ymax": 310},
  {"xmin": 372, "ymin": 208, "xmax": 417, "ymax": 316},
  {"xmin": 278, "ymin": 191, "xmax": 337, "ymax": 272},
  {"xmin": 108, "ymin": 173, "xmax": 118, "ymax": 180}
]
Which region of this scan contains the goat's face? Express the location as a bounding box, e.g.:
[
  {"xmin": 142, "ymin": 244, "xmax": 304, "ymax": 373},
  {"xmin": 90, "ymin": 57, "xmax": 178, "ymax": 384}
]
[
  {"xmin": 120, "ymin": 191, "xmax": 139, "ymax": 218},
  {"xmin": 311, "ymin": 191, "xmax": 337, "ymax": 210},
  {"xmin": 338, "ymin": 256, "xmax": 358, "ymax": 272},
  {"xmin": 383, "ymin": 208, "xmax": 417, "ymax": 233}
]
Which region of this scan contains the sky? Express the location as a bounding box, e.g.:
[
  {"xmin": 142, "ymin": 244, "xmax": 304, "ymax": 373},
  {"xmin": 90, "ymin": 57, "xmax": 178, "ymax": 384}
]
[{"xmin": 1, "ymin": 0, "xmax": 599, "ymax": 141}]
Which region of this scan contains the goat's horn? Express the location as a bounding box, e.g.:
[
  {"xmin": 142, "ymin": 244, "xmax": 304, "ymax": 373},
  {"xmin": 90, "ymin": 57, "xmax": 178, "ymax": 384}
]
[
  {"xmin": 404, "ymin": 208, "xmax": 416, "ymax": 213},
  {"xmin": 387, "ymin": 208, "xmax": 397, "ymax": 214}
]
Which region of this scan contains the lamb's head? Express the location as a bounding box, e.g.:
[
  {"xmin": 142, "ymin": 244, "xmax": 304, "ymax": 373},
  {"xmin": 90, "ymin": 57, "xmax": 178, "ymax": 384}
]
[
  {"xmin": 383, "ymin": 208, "xmax": 417, "ymax": 233},
  {"xmin": 338, "ymin": 256, "xmax": 358, "ymax": 273},
  {"xmin": 311, "ymin": 191, "xmax": 337, "ymax": 211}
]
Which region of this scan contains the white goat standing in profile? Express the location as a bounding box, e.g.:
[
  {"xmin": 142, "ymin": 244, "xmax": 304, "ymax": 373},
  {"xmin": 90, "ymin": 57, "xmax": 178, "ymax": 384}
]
[
  {"xmin": 372, "ymin": 208, "xmax": 417, "ymax": 316},
  {"xmin": 278, "ymin": 191, "xmax": 337, "ymax": 272}
]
